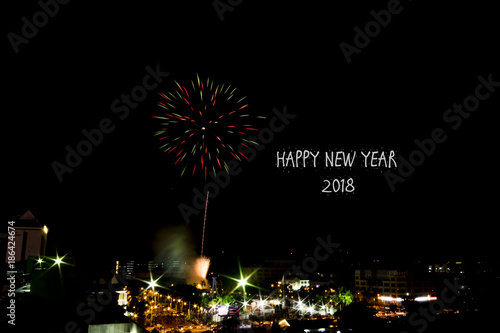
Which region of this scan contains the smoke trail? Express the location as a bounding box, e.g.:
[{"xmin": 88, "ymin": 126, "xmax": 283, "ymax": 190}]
[
  {"xmin": 152, "ymin": 225, "xmax": 197, "ymax": 279},
  {"xmin": 152, "ymin": 225, "xmax": 210, "ymax": 285}
]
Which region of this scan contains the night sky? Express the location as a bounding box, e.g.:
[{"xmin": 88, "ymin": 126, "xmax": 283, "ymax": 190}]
[{"xmin": 4, "ymin": 1, "xmax": 499, "ymax": 274}]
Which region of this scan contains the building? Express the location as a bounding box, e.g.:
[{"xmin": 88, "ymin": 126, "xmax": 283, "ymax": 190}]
[
  {"xmin": 355, "ymin": 269, "xmax": 435, "ymax": 302},
  {"xmin": 241, "ymin": 259, "xmax": 295, "ymax": 286},
  {"xmin": 5, "ymin": 210, "xmax": 48, "ymax": 269},
  {"xmin": 123, "ymin": 260, "xmax": 135, "ymax": 280},
  {"xmin": 117, "ymin": 257, "xmax": 189, "ymax": 282},
  {"xmin": 287, "ymin": 277, "xmax": 310, "ymax": 290}
]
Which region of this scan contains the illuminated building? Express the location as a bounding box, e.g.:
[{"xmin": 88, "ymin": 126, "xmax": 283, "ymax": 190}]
[
  {"xmin": 117, "ymin": 257, "xmax": 188, "ymax": 281},
  {"xmin": 116, "ymin": 260, "xmax": 135, "ymax": 280},
  {"xmin": 124, "ymin": 260, "xmax": 135, "ymax": 280},
  {"xmin": 5, "ymin": 210, "xmax": 48, "ymax": 269},
  {"xmin": 288, "ymin": 277, "xmax": 310, "ymax": 291},
  {"xmin": 428, "ymin": 263, "xmax": 449, "ymax": 273},
  {"xmin": 116, "ymin": 290, "xmax": 128, "ymax": 306},
  {"xmin": 355, "ymin": 269, "xmax": 435, "ymax": 302}
]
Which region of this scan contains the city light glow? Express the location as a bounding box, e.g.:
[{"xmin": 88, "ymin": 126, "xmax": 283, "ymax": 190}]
[
  {"xmin": 415, "ymin": 296, "xmax": 438, "ymax": 302},
  {"xmin": 377, "ymin": 296, "xmax": 403, "ymax": 302}
]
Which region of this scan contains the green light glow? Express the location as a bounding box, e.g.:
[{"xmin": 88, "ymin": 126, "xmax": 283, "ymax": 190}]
[
  {"xmin": 223, "ymin": 259, "xmax": 262, "ymax": 294},
  {"xmin": 49, "ymin": 252, "xmax": 69, "ymax": 269}
]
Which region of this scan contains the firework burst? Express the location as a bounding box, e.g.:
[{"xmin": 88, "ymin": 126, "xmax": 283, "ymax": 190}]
[
  {"xmin": 193, "ymin": 256, "xmax": 211, "ymax": 286},
  {"xmin": 153, "ymin": 74, "xmax": 265, "ymax": 179}
]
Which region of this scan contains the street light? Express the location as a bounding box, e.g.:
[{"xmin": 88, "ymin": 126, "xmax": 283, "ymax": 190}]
[
  {"xmin": 148, "ymin": 278, "xmax": 158, "ymax": 291},
  {"xmin": 49, "ymin": 253, "xmax": 69, "ymax": 270}
]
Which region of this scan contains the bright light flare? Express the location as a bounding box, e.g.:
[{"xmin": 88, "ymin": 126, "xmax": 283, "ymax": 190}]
[
  {"xmin": 50, "ymin": 253, "xmax": 69, "ymax": 269},
  {"xmin": 237, "ymin": 277, "xmax": 249, "ymax": 288},
  {"xmin": 223, "ymin": 259, "xmax": 261, "ymax": 294},
  {"xmin": 378, "ymin": 296, "xmax": 403, "ymax": 302},
  {"xmin": 148, "ymin": 279, "xmax": 159, "ymax": 290},
  {"xmin": 137, "ymin": 272, "xmax": 167, "ymax": 292},
  {"xmin": 415, "ymin": 296, "xmax": 438, "ymax": 302}
]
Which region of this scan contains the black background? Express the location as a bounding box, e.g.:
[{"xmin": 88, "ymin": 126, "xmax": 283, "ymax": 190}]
[{"xmin": 4, "ymin": 0, "xmax": 499, "ymax": 275}]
